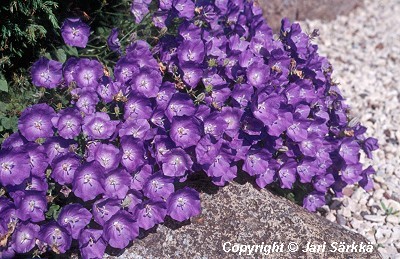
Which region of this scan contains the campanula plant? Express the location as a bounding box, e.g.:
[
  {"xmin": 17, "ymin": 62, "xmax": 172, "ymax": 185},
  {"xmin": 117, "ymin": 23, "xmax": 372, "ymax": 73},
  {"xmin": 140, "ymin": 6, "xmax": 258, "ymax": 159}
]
[{"xmin": 0, "ymin": 0, "xmax": 378, "ymax": 258}]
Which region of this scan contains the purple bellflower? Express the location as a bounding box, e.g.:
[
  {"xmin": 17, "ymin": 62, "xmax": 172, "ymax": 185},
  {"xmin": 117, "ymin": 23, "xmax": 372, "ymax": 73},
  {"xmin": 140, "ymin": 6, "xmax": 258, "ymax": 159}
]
[
  {"xmin": 167, "ymin": 187, "xmax": 201, "ymax": 222},
  {"xmin": 61, "ymin": 18, "xmax": 90, "ymax": 48},
  {"xmin": 31, "ymin": 58, "xmax": 63, "ymax": 88}
]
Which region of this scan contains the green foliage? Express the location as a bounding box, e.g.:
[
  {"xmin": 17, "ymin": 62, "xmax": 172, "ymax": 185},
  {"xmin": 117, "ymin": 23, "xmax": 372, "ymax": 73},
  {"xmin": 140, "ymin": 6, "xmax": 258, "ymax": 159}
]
[
  {"xmin": 381, "ymin": 201, "xmax": 400, "ymax": 215},
  {"xmin": 0, "ymin": 73, "xmax": 8, "ymax": 92},
  {"xmin": 1, "ymin": 0, "xmax": 59, "ymax": 60},
  {"xmin": 46, "ymin": 204, "xmax": 61, "ymax": 220}
]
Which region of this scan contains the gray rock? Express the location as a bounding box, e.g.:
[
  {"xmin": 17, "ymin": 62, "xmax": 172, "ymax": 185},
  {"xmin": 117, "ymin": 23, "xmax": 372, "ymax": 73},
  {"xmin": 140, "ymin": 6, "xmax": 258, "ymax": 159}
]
[
  {"xmin": 350, "ymin": 219, "xmax": 362, "ymax": 229},
  {"xmin": 363, "ymin": 215, "xmax": 386, "ymax": 222},
  {"xmin": 375, "ymin": 228, "xmax": 392, "ymax": 244},
  {"xmin": 330, "ymin": 199, "xmax": 343, "ymax": 210},
  {"xmin": 256, "ymin": 0, "xmax": 361, "ymax": 31},
  {"xmin": 392, "ymin": 226, "xmax": 400, "ymax": 240},
  {"xmin": 326, "ymin": 212, "xmax": 336, "ymax": 222},
  {"xmin": 351, "ymin": 188, "xmax": 367, "ymax": 203},
  {"xmin": 108, "ymin": 182, "xmax": 381, "ymax": 258},
  {"xmin": 373, "ymin": 189, "xmax": 385, "ymax": 200},
  {"xmin": 336, "ymin": 214, "xmax": 347, "ymax": 226},
  {"xmin": 386, "ymin": 215, "xmax": 400, "ymax": 225},
  {"xmin": 342, "ymin": 207, "xmax": 352, "ymax": 218}
]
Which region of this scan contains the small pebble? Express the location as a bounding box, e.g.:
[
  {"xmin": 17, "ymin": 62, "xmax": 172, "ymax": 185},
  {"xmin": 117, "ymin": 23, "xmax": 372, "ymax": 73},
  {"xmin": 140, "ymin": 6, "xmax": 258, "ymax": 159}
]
[
  {"xmin": 386, "ymin": 215, "xmax": 400, "ymax": 224},
  {"xmin": 330, "ymin": 200, "xmax": 342, "ymax": 210},
  {"xmin": 363, "ymin": 214, "xmax": 386, "ymax": 222},
  {"xmin": 337, "ymin": 214, "xmax": 347, "ymax": 226},
  {"xmin": 326, "ymin": 212, "xmax": 336, "ymax": 222},
  {"xmin": 342, "ymin": 207, "xmax": 352, "ymax": 218}
]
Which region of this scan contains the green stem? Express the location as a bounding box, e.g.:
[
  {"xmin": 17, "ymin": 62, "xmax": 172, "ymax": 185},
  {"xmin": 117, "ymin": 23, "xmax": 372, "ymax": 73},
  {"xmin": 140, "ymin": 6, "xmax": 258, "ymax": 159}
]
[
  {"xmin": 86, "ymin": 44, "xmax": 106, "ymax": 50},
  {"xmin": 120, "ymin": 26, "xmax": 138, "ymax": 43}
]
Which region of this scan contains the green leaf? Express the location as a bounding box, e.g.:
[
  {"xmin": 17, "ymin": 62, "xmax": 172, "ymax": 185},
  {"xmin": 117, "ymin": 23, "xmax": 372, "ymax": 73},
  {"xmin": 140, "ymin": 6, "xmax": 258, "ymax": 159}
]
[
  {"xmin": 55, "ymin": 48, "xmax": 67, "ymax": 63},
  {"xmin": 43, "ymin": 52, "xmax": 52, "ymax": 60},
  {"xmin": 286, "ymin": 192, "xmax": 296, "ymax": 203},
  {"xmin": 0, "ymin": 74, "xmax": 8, "ymax": 92},
  {"xmin": 64, "ymin": 45, "xmax": 78, "ymax": 57},
  {"xmin": 1, "ymin": 117, "xmax": 12, "ymax": 130},
  {"xmin": 45, "ymin": 204, "xmax": 60, "ymax": 220},
  {"xmin": 9, "ymin": 116, "xmax": 18, "ymax": 131},
  {"xmin": 97, "ymin": 27, "xmax": 106, "ymax": 35}
]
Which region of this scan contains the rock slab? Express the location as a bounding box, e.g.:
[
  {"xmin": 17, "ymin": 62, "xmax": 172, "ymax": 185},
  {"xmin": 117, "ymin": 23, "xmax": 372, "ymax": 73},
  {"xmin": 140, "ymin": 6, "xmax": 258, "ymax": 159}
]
[
  {"xmin": 257, "ymin": 0, "xmax": 361, "ymax": 31},
  {"xmin": 109, "ymin": 182, "xmax": 382, "ymax": 258}
]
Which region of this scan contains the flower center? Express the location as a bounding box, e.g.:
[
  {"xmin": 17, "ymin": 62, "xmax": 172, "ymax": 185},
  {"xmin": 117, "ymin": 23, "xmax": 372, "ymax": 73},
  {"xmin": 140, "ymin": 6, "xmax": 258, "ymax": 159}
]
[
  {"xmin": 33, "ymin": 119, "xmax": 43, "ymax": 130},
  {"xmin": 113, "ymin": 221, "xmax": 124, "ymax": 234},
  {"xmin": 236, "ymin": 94, "xmax": 247, "ymax": 105},
  {"xmin": 169, "ymin": 104, "xmax": 183, "ymax": 115},
  {"xmin": 1, "ymin": 162, "xmax": 12, "ymax": 172},
  {"xmin": 83, "ymin": 72, "xmax": 93, "ymax": 83},
  {"xmin": 140, "ymin": 79, "xmax": 149, "ymax": 89},
  {"xmin": 40, "ymin": 70, "xmax": 51, "ymax": 83},
  {"xmin": 81, "ymin": 99, "xmax": 89, "ymax": 110},
  {"xmin": 249, "ymin": 155, "xmax": 260, "ymax": 166},
  {"xmin": 108, "ymin": 177, "xmax": 118, "ymax": 189},
  {"xmin": 252, "ymin": 73, "xmax": 260, "ymax": 81},
  {"xmin": 122, "ymin": 68, "xmax": 131, "ymax": 79},
  {"xmin": 177, "ymin": 197, "xmax": 186, "ymax": 209},
  {"xmin": 20, "ymin": 232, "xmax": 31, "ymax": 244},
  {"xmin": 151, "ymin": 180, "xmax": 162, "ymax": 191},
  {"xmin": 54, "ymin": 143, "xmax": 61, "ymax": 151},
  {"xmin": 303, "ymin": 141, "xmax": 312, "ymax": 149},
  {"xmin": 257, "ymin": 102, "xmax": 266, "ymax": 112},
  {"xmin": 187, "ymin": 50, "xmax": 194, "ymax": 61},
  {"xmin": 96, "ymin": 205, "xmax": 109, "ymax": 218},
  {"xmin": 129, "ymin": 103, "xmax": 138, "ymax": 114},
  {"xmin": 184, "ymin": 71, "xmax": 193, "ymax": 81},
  {"xmin": 172, "ymin": 157, "xmax": 182, "ymax": 166},
  {"xmin": 65, "ymin": 120, "xmax": 75, "ymax": 130},
  {"xmin": 151, "ymin": 116, "xmax": 164, "ymax": 127},
  {"xmin": 100, "ymin": 156, "xmax": 110, "ymax": 166},
  {"xmin": 62, "ymin": 163, "xmax": 71, "ymax": 174},
  {"xmin": 177, "ymin": 127, "xmax": 188, "ymax": 137},
  {"xmin": 89, "ymin": 237, "xmax": 95, "ymax": 246},
  {"xmin": 289, "ymin": 123, "xmax": 300, "ymax": 132},
  {"xmin": 71, "ymin": 27, "xmax": 80, "ymax": 37},
  {"xmin": 204, "ymin": 124, "xmax": 216, "ymax": 134},
  {"xmin": 144, "ymin": 204, "xmax": 153, "ymax": 218},
  {"xmin": 93, "ymin": 123, "xmax": 104, "ymax": 134},
  {"xmin": 64, "ymin": 216, "xmax": 78, "ymax": 227},
  {"xmin": 28, "ymin": 200, "xmax": 36, "ymax": 211},
  {"xmin": 83, "ymin": 174, "xmax": 93, "ymax": 186},
  {"xmin": 157, "ymin": 91, "xmax": 167, "ymax": 101},
  {"xmin": 214, "ymin": 155, "xmax": 222, "ymax": 164},
  {"xmin": 131, "ymin": 128, "xmax": 140, "ymax": 138},
  {"xmin": 280, "ymin": 169, "xmax": 289, "ymax": 178},
  {"xmin": 176, "ymin": 4, "xmax": 185, "ymax": 11}
]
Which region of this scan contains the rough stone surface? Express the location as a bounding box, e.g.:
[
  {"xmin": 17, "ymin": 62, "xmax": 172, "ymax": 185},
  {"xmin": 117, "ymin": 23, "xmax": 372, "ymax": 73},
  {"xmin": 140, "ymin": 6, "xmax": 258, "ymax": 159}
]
[
  {"xmin": 108, "ymin": 182, "xmax": 381, "ymax": 258},
  {"xmin": 258, "ymin": 0, "xmax": 361, "ymax": 31}
]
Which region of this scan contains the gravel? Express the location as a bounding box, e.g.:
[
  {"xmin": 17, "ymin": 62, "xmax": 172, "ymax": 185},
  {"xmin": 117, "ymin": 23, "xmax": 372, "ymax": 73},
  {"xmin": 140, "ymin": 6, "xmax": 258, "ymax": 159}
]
[{"xmin": 299, "ymin": 0, "xmax": 400, "ymax": 258}]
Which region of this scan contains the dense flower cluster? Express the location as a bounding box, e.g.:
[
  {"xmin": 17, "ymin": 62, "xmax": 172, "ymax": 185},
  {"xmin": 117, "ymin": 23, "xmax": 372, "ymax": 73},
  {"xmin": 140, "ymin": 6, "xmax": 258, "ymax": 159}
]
[{"xmin": 0, "ymin": 0, "xmax": 378, "ymax": 258}]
